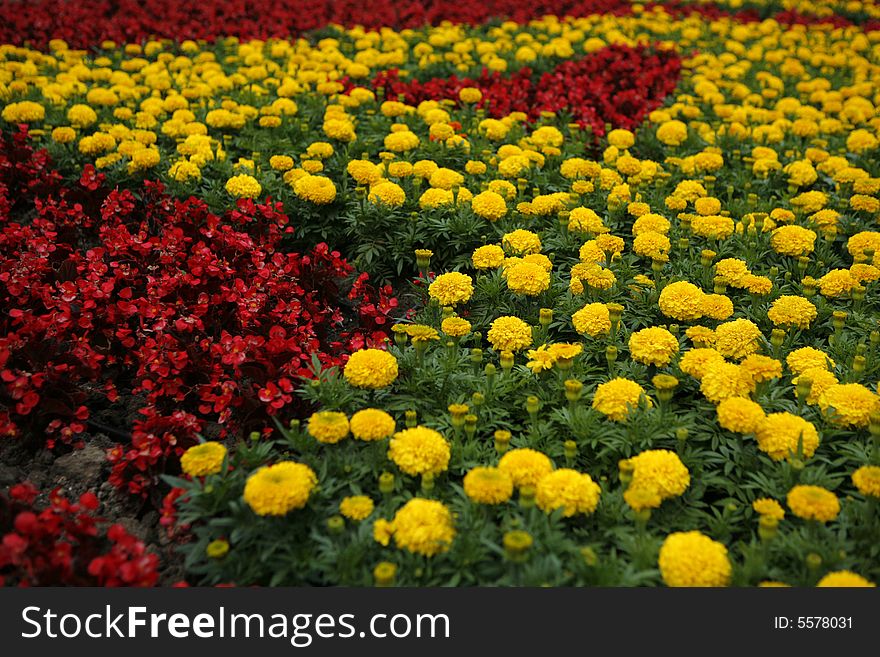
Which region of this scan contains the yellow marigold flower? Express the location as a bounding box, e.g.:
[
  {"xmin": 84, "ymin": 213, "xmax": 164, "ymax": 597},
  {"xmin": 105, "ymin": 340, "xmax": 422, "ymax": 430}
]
[
  {"xmin": 714, "ymin": 318, "xmax": 762, "ymax": 361},
  {"xmin": 547, "ymin": 343, "xmax": 582, "ymax": 362},
  {"xmin": 691, "ymin": 215, "xmax": 735, "ymax": 240},
  {"xmin": 852, "ymin": 465, "xmax": 880, "ymax": 498},
  {"xmin": 225, "ymin": 174, "xmax": 261, "ymax": 199},
  {"xmin": 472, "ymin": 244, "xmax": 505, "ymax": 269},
  {"xmin": 624, "ymin": 449, "xmax": 690, "ymax": 501},
  {"xmin": 846, "ymin": 231, "xmax": 880, "ymax": 261},
  {"xmin": 792, "ymin": 367, "xmax": 838, "ymax": 405},
  {"xmin": 592, "ymin": 378, "xmax": 651, "ymax": 421},
  {"xmin": 817, "ymin": 269, "xmax": 857, "ymax": 298},
  {"xmin": 658, "ymin": 281, "xmax": 705, "ymax": 321},
  {"xmin": 787, "ymin": 347, "xmax": 834, "ymax": 375},
  {"xmin": 717, "ymin": 397, "xmax": 765, "ymax": 434},
  {"xmin": 340, "ymin": 495, "xmax": 374, "ymax": 521},
  {"xmin": 419, "ymin": 187, "xmax": 455, "ymax": 209},
  {"xmin": 377, "ymin": 498, "xmax": 455, "ymax": 557},
  {"xmin": 568, "ymin": 207, "xmax": 606, "ymax": 234},
  {"xmin": 770, "ymin": 225, "xmax": 817, "ymax": 257},
  {"xmin": 756, "ymin": 412, "xmax": 820, "ymax": 461},
  {"xmin": 347, "ymin": 159, "xmax": 383, "ymax": 185},
  {"xmin": 526, "ymin": 344, "xmax": 556, "ymax": 373},
  {"xmin": 441, "ymin": 317, "xmax": 471, "ymax": 338},
  {"xmin": 785, "ymin": 160, "xmax": 818, "ymax": 187},
  {"xmin": 505, "ymin": 261, "xmax": 550, "ymax": 296},
  {"xmin": 388, "ymin": 426, "xmax": 450, "ymax": 476},
  {"xmin": 752, "ymin": 498, "xmax": 785, "ymax": 521},
  {"xmin": 684, "ymin": 326, "xmax": 715, "ymax": 348},
  {"xmin": 293, "ymin": 174, "xmax": 337, "ymax": 204},
  {"xmin": 536, "ymin": 469, "xmax": 601, "ymax": 517},
  {"xmin": 471, "ymin": 190, "xmax": 507, "ymax": 221},
  {"xmin": 463, "ymin": 466, "xmax": 514, "ymax": 504},
  {"xmin": 244, "ymin": 461, "xmax": 317, "ymax": 516},
  {"xmin": 700, "ymin": 362, "xmax": 755, "ymax": 403},
  {"xmin": 715, "ymin": 258, "xmax": 751, "ymax": 287},
  {"xmin": 368, "ymin": 181, "xmax": 406, "ymax": 207},
  {"xmin": 659, "ymin": 531, "xmax": 731, "ymax": 587},
  {"xmin": 169, "ymin": 160, "xmax": 201, "ymax": 182},
  {"xmin": 387, "ymin": 161, "xmax": 412, "ymax": 177},
  {"xmin": 628, "ymin": 327, "xmax": 679, "ymax": 367},
  {"xmin": 67, "ymin": 104, "xmax": 97, "ymax": 128},
  {"xmin": 632, "ymin": 213, "xmax": 670, "ymax": 236},
  {"xmin": 180, "ymin": 441, "xmax": 227, "ymax": 477},
  {"xmin": 633, "ymin": 231, "xmax": 670, "ymax": 259},
  {"xmin": 768, "ymin": 296, "xmax": 817, "ymax": 329},
  {"xmin": 51, "ymin": 126, "xmax": 76, "ymax": 144},
  {"xmin": 428, "ymin": 167, "xmax": 464, "ymax": 190},
  {"xmin": 2, "ymin": 101, "xmax": 45, "ymax": 123},
  {"xmin": 487, "ymin": 316, "xmax": 532, "ymax": 352},
  {"xmin": 607, "ymin": 128, "xmax": 634, "ymax": 149},
  {"xmin": 572, "ymin": 302, "xmax": 611, "ymax": 337},
  {"xmin": 702, "ymin": 294, "xmax": 734, "ymax": 320},
  {"xmin": 787, "ymin": 485, "xmax": 839, "ymax": 522},
  {"xmin": 694, "ymin": 197, "xmax": 722, "ymax": 216},
  {"xmin": 818, "ymin": 383, "xmax": 880, "ymax": 428},
  {"xmin": 344, "ymin": 348, "xmax": 398, "ymax": 389},
  {"xmin": 816, "ymin": 571, "xmax": 875, "ymax": 588},
  {"xmin": 740, "ymin": 354, "xmax": 782, "ymax": 383},
  {"xmin": 206, "ymin": 539, "xmax": 230, "ymax": 559},
  {"xmin": 502, "ymin": 229, "xmax": 542, "ymax": 255},
  {"xmin": 428, "ymin": 272, "xmax": 474, "ymax": 306},
  {"xmin": 656, "ymin": 120, "xmax": 688, "ymax": 146},
  {"xmin": 498, "ymin": 448, "xmax": 554, "ymax": 489},
  {"xmin": 323, "ymin": 118, "xmax": 356, "ymax": 142},
  {"xmin": 307, "ymin": 411, "xmax": 349, "ymax": 444},
  {"xmin": 350, "ymin": 408, "xmax": 396, "ymax": 441},
  {"xmin": 465, "ymin": 160, "xmax": 487, "ymax": 175}
]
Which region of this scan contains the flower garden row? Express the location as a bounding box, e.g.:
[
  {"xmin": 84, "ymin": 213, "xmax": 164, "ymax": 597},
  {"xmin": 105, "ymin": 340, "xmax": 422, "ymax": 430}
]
[{"xmin": 1, "ymin": 3, "xmax": 880, "ymax": 586}]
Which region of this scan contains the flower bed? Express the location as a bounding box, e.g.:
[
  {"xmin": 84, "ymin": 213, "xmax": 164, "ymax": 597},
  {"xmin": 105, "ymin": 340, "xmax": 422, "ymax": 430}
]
[{"xmin": 2, "ymin": 2, "xmax": 880, "ymax": 587}]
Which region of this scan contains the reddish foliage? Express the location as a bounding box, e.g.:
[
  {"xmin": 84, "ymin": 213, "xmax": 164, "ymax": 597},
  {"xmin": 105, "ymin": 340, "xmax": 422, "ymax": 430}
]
[{"xmin": 0, "ymin": 482, "xmax": 159, "ymax": 586}]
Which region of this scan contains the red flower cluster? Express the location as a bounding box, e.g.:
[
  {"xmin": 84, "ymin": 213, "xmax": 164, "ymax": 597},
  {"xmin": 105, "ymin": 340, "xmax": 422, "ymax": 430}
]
[
  {"xmin": 0, "ymin": 0, "xmax": 633, "ymax": 48},
  {"xmin": 364, "ymin": 45, "xmax": 682, "ymax": 137},
  {"xmin": 0, "ymin": 482, "xmax": 158, "ymax": 586},
  {"xmin": 1, "ymin": 128, "xmax": 395, "ymax": 497}
]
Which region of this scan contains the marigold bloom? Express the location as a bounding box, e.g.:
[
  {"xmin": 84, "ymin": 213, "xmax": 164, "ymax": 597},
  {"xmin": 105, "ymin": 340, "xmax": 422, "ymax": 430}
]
[
  {"xmin": 818, "ymin": 383, "xmax": 880, "ymax": 428},
  {"xmin": 536, "ymin": 469, "xmax": 601, "ymax": 517},
  {"xmin": 752, "ymin": 498, "xmax": 785, "ymax": 521},
  {"xmin": 471, "ymin": 190, "xmax": 507, "ymax": 221},
  {"xmin": 701, "ymin": 362, "xmax": 755, "ymax": 403},
  {"xmin": 487, "ymin": 316, "xmax": 532, "ymax": 352},
  {"xmin": 624, "ymin": 449, "xmax": 690, "ymax": 502},
  {"xmin": 816, "ymin": 571, "xmax": 875, "ymax": 588},
  {"xmin": 717, "ymin": 397, "xmax": 765, "ymax": 433},
  {"xmin": 244, "ymin": 462, "xmax": 317, "ymax": 516},
  {"xmin": 592, "ymin": 378, "xmax": 651, "ymax": 421},
  {"xmin": 180, "ymin": 442, "xmax": 227, "ymax": 477},
  {"xmin": 350, "ymin": 408, "xmax": 396, "ymax": 441},
  {"xmin": 714, "ymin": 319, "xmax": 762, "ymax": 360},
  {"xmin": 628, "ymin": 327, "xmax": 679, "ymax": 367},
  {"xmin": 463, "ymin": 467, "xmax": 514, "ymax": 504},
  {"xmin": 498, "ymin": 448, "xmax": 554, "ymax": 489},
  {"xmin": 344, "ymin": 349, "xmax": 398, "ymax": 389},
  {"xmin": 768, "ymin": 296, "xmax": 817, "ymax": 329},
  {"xmin": 339, "ymin": 495, "xmax": 375, "ymax": 521},
  {"xmin": 572, "ymin": 302, "xmax": 611, "ymax": 337},
  {"xmin": 388, "ymin": 426, "xmax": 450, "ymax": 476},
  {"xmin": 428, "ymin": 272, "xmax": 474, "ymax": 306},
  {"xmin": 787, "ymin": 485, "xmax": 840, "ymax": 522},
  {"xmin": 852, "ymin": 465, "xmax": 880, "ymax": 498},
  {"xmin": 307, "ymin": 411, "xmax": 349, "ymax": 444},
  {"xmin": 378, "ymin": 498, "xmax": 455, "ymax": 557},
  {"xmin": 755, "ymin": 412, "xmax": 819, "ymax": 461},
  {"xmin": 505, "ymin": 261, "xmax": 550, "ymax": 296},
  {"xmin": 658, "ymin": 281, "xmax": 705, "ymax": 321},
  {"xmin": 472, "ymin": 244, "xmax": 506, "ymax": 269},
  {"xmin": 659, "ymin": 531, "xmax": 731, "ymax": 587}
]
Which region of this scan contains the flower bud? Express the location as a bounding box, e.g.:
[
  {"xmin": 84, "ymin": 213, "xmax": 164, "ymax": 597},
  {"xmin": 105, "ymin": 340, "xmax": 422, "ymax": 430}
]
[
  {"xmin": 206, "ymin": 539, "xmax": 230, "ymax": 559},
  {"xmin": 485, "ymin": 363, "xmax": 497, "ymax": 384},
  {"xmin": 415, "ymin": 248, "xmax": 433, "ymax": 271},
  {"xmin": 249, "ymin": 431, "xmax": 261, "ymax": 441},
  {"xmin": 500, "ymin": 350, "xmax": 514, "ymax": 372},
  {"xmin": 441, "ymin": 306, "xmax": 454, "ymax": 319},
  {"xmin": 853, "ymin": 355, "xmax": 866, "ymax": 373},
  {"xmin": 832, "ymin": 310, "xmax": 847, "ymax": 330},
  {"xmin": 676, "ymin": 427, "xmax": 689, "ymax": 442},
  {"xmin": 288, "ymin": 419, "xmax": 300, "ymax": 432},
  {"xmin": 449, "ymin": 403, "xmax": 469, "ymax": 428},
  {"xmin": 518, "ymin": 485, "xmax": 536, "ymax": 508},
  {"xmin": 580, "ymin": 546, "xmax": 598, "ymax": 566},
  {"xmin": 564, "ymin": 440, "xmax": 577, "ymax": 460},
  {"xmin": 796, "ymin": 376, "xmax": 813, "ymax": 402},
  {"xmin": 805, "ymin": 552, "xmax": 823, "ymax": 570},
  {"xmin": 405, "ymin": 409, "xmax": 417, "ymax": 428},
  {"xmin": 713, "ymin": 275, "xmax": 727, "ymax": 294},
  {"xmin": 869, "ymin": 410, "xmax": 880, "ymax": 437},
  {"xmin": 470, "ymin": 348, "xmax": 483, "ymax": 365},
  {"xmin": 678, "ymin": 238, "xmax": 690, "ymax": 251},
  {"xmin": 494, "ymin": 429, "xmax": 511, "ymax": 454},
  {"xmin": 539, "ymin": 308, "xmax": 553, "ymax": 327},
  {"xmin": 564, "ymin": 378, "xmax": 583, "ymax": 402},
  {"xmin": 758, "ymin": 515, "xmax": 778, "ymax": 542},
  {"xmin": 526, "ymin": 395, "xmax": 540, "ymax": 415},
  {"xmin": 327, "ymin": 515, "xmax": 345, "ymax": 534},
  {"xmin": 373, "ymin": 561, "xmax": 397, "ymax": 587},
  {"xmin": 503, "ymin": 530, "xmax": 533, "ymax": 562},
  {"xmin": 379, "ymin": 471, "xmax": 395, "ymax": 494},
  {"xmin": 700, "ymin": 249, "xmax": 716, "ymax": 267},
  {"xmin": 653, "ymin": 374, "xmax": 679, "ymax": 403},
  {"xmin": 770, "ymin": 328, "xmax": 786, "ymax": 348},
  {"xmin": 605, "ymin": 345, "xmax": 618, "ymax": 365},
  {"xmin": 471, "ymin": 392, "xmax": 485, "ymax": 408},
  {"xmin": 421, "ymin": 472, "xmax": 435, "ymax": 493},
  {"xmin": 618, "ymin": 458, "xmax": 634, "ymax": 485},
  {"xmin": 853, "ymin": 285, "xmax": 866, "ymax": 302},
  {"xmin": 464, "ymin": 414, "xmax": 478, "ymax": 438}
]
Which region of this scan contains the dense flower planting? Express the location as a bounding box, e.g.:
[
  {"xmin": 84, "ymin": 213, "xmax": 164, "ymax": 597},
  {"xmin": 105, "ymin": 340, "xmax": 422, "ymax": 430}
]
[{"xmin": 2, "ymin": 0, "xmax": 880, "ymax": 587}]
